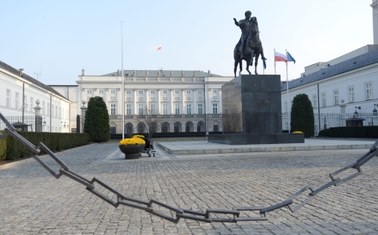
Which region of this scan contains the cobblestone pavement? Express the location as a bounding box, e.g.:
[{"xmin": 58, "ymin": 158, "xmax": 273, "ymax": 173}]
[{"xmin": 1, "ymin": 141, "xmax": 378, "ymax": 235}]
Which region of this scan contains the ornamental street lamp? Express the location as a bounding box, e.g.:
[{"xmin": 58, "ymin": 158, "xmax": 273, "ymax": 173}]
[
  {"xmin": 373, "ymin": 104, "xmax": 378, "ymax": 125},
  {"xmin": 353, "ymin": 106, "xmax": 361, "ymax": 118}
]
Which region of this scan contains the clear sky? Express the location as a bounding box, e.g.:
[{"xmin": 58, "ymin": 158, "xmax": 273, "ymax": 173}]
[{"xmin": 0, "ymin": 0, "xmax": 374, "ymax": 85}]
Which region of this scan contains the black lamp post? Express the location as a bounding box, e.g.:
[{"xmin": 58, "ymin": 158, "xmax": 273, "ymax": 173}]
[
  {"xmin": 373, "ymin": 104, "xmax": 378, "ymax": 125},
  {"xmin": 353, "ymin": 106, "xmax": 361, "ymax": 118},
  {"xmin": 373, "ymin": 104, "xmax": 378, "ymax": 116}
]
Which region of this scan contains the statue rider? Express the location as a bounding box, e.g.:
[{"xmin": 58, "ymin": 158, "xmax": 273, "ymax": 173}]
[
  {"xmin": 233, "ymin": 10, "xmax": 252, "ymax": 60},
  {"xmin": 250, "ymin": 16, "xmax": 267, "ymax": 62}
]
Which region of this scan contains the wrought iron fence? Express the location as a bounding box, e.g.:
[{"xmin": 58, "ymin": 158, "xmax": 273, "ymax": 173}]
[
  {"xmin": 282, "ymin": 112, "xmax": 378, "ymax": 135},
  {"xmin": 0, "ymin": 115, "xmax": 36, "ymax": 131}
]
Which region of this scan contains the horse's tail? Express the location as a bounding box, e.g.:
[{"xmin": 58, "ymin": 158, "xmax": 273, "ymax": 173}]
[{"xmin": 262, "ymin": 57, "xmax": 267, "ymax": 69}]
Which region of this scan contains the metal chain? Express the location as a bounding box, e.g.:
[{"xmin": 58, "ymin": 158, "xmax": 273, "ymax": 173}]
[{"xmin": 1, "ymin": 112, "xmax": 377, "ymax": 223}]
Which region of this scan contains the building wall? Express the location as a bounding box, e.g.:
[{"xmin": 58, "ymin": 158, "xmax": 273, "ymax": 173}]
[
  {"xmin": 282, "ymin": 56, "xmax": 378, "ymax": 133},
  {"xmin": 0, "ymin": 65, "xmax": 71, "ymax": 132},
  {"xmin": 73, "ymin": 70, "xmax": 233, "ymax": 135}
]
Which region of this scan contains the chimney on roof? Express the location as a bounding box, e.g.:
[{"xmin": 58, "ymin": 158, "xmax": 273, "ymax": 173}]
[
  {"xmin": 19, "ymin": 68, "xmax": 24, "ymax": 77},
  {"xmin": 81, "ymin": 69, "xmax": 85, "ymax": 76}
]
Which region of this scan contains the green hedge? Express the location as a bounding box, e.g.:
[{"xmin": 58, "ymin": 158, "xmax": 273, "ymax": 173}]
[
  {"xmin": 0, "ymin": 131, "xmax": 91, "ymax": 161},
  {"xmin": 318, "ymin": 126, "xmax": 378, "ymax": 138}
]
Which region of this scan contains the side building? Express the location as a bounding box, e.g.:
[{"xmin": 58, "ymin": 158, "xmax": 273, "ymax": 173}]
[
  {"xmin": 55, "ymin": 70, "xmax": 234, "ymax": 136},
  {"xmin": 0, "ymin": 60, "xmax": 71, "ymax": 132},
  {"xmin": 281, "ymin": 45, "xmax": 378, "ymax": 134}
]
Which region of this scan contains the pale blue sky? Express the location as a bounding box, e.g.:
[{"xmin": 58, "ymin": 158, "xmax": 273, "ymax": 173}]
[{"xmin": 0, "ymin": 0, "xmax": 373, "ymax": 85}]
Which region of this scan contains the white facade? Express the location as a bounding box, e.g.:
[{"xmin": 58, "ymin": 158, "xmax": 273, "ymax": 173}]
[
  {"xmin": 282, "ymin": 45, "xmax": 378, "ymax": 133},
  {"xmin": 0, "ymin": 61, "xmax": 71, "ymax": 132},
  {"xmin": 72, "ymin": 70, "xmax": 233, "ymax": 135},
  {"xmin": 50, "ymin": 85, "xmax": 78, "ymax": 132}
]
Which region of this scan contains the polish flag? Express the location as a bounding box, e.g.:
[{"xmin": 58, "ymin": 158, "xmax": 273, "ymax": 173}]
[
  {"xmin": 155, "ymin": 44, "xmax": 163, "ymax": 51},
  {"xmin": 274, "ymin": 51, "xmax": 287, "ymax": 62}
]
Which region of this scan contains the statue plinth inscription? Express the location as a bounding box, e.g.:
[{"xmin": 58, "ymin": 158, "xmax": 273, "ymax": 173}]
[{"xmin": 208, "ymin": 75, "xmax": 304, "ymax": 145}]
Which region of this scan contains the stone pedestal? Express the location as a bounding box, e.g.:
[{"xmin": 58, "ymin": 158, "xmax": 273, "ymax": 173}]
[{"xmin": 208, "ymin": 75, "xmax": 304, "ymax": 145}]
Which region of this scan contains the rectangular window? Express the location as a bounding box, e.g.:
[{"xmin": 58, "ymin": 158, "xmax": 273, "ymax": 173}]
[
  {"xmin": 163, "ymin": 90, "xmax": 168, "ymax": 95},
  {"xmin": 150, "ymin": 90, "xmax": 156, "ymax": 95},
  {"xmin": 163, "ymin": 103, "xmax": 168, "ymax": 115},
  {"xmin": 15, "ymin": 92, "xmax": 20, "ymax": 109},
  {"xmin": 175, "ymin": 103, "xmax": 180, "ymax": 115},
  {"xmin": 175, "ymin": 90, "xmax": 180, "ymax": 95},
  {"xmin": 111, "ymin": 89, "xmax": 116, "ymax": 95},
  {"xmin": 6, "ymin": 89, "xmax": 11, "ymax": 107},
  {"xmin": 150, "ymin": 103, "xmax": 157, "ymax": 114},
  {"xmin": 42, "ymin": 101, "xmax": 45, "ymax": 115},
  {"xmin": 126, "ymin": 90, "xmax": 132, "ymax": 95},
  {"xmin": 86, "ymin": 89, "xmax": 93, "ymax": 96},
  {"xmin": 365, "ymin": 82, "xmax": 373, "ymax": 100},
  {"xmin": 30, "ymin": 97, "xmax": 34, "ymax": 111},
  {"xmin": 348, "ymin": 86, "xmax": 354, "ymax": 103},
  {"xmin": 321, "ymin": 92, "xmax": 326, "ymax": 107},
  {"xmin": 126, "ymin": 104, "xmax": 132, "ymax": 115},
  {"xmin": 110, "ymin": 104, "xmax": 116, "ymax": 115},
  {"xmin": 333, "ymin": 89, "xmax": 339, "ymax": 105},
  {"xmin": 284, "ymin": 101, "xmax": 288, "ymax": 113},
  {"xmin": 212, "ymin": 103, "xmax": 218, "ymax": 114},
  {"xmin": 24, "ymin": 95, "xmax": 28, "ymax": 110},
  {"xmin": 187, "ymin": 104, "xmax": 192, "ymax": 114},
  {"xmin": 138, "ymin": 90, "xmax": 144, "ymax": 95},
  {"xmin": 198, "ymin": 103, "xmax": 203, "ymax": 114},
  {"xmin": 312, "ymin": 94, "xmax": 317, "ymax": 108},
  {"xmin": 99, "ymin": 89, "xmax": 105, "ymax": 98},
  {"xmin": 186, "ymin": 90, "xmax": 191, "ymax": 95},
  {"xmin": 138, "ymin": 103, "xmax": 144, "ymax": 115}
]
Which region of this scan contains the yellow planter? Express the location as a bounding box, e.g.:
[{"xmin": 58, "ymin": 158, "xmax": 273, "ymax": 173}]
[{"xmin": 119, "ymin": 144, "xmax": 145, "ymax": 159}]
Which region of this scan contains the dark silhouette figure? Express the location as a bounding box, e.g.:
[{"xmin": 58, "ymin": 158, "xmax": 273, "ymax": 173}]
[{"xmin": 233, "ymin": 12, "xmax": 267, "ymax": 76}]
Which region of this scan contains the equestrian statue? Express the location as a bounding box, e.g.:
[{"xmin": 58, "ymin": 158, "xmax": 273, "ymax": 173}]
[{"xmin": 233, "ymin": 10, "xmax": 267, "ymax": 77}]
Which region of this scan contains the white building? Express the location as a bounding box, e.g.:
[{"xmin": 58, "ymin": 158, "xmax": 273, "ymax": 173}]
[
  {"xmin": 281, "ymin": 1, "xmax": 378, "ymax": 134},
  {"xmin": 53, "ymin": 70, "xmax": 233, "ymax": 135},
  {"xmin": 0, "ymin": 61, "xmax": 71, "ymax": 132},
  {"xmin": 281, "ymin": 45, "xmax": 378, "ymax": 133}
]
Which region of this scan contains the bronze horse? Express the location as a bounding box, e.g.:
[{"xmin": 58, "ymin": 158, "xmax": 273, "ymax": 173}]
[
  {"xmin": 233, "ymin": 39, "xmax": 266, "ymax": 77},
  {"xmin": 233, "ymin": 16, "xmax": 267, "ymax": 77}
]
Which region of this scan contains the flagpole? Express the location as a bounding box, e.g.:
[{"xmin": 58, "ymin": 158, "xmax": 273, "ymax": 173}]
[
  {"xmin": 274, "ymin": 49, "xmax": 277, "ymax": 74},
  {"xmin": 121, "ymin": 21, "xmax": 125, "ymax": 140},
  {"xmin": 285, "ymin": 57, "xmax": 290, "ymax": 132}
]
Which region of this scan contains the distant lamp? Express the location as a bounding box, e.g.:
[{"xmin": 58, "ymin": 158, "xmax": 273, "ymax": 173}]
[
  {"xmin": 353, "ymin": 106, "xmax": 361, "ymax": 118},
  {"xmin": 373, "ymin": 104, "xmax": 378, "ymax": 116}
]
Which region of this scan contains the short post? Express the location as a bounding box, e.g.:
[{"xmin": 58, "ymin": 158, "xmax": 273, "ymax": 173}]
[
  {"xmin": 34, "ymin": 100, "xmax": 42, "ymax": 132},
  {"xmin": 80, "ymin": 101, "xmax": 87, "ymax": 133}
]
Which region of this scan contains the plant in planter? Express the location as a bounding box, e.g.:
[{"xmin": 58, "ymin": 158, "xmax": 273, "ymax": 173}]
[{"xmin": 119, "ymin": 136, "xmax": 146, "ymax": 159}]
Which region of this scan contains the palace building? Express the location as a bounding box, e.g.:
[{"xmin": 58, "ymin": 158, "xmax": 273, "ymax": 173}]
[{"xmin": 52, "ymin": 70, "xmax": 233, "ymax": 135}]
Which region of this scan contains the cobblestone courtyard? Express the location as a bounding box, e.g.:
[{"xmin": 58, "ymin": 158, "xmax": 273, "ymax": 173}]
[{"xmin": 1, "ymin": 141, "xmax": 378, "ymax": 235}]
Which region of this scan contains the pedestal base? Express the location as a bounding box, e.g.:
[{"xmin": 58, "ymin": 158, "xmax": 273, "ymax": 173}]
[{"xmin": 208, "ymin": 133, "xmax": 304, "ymax": 145}]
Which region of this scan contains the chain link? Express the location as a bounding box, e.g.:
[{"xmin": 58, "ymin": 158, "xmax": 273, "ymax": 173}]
[{"xmin": 1, "ymin": 113, "xmax": 377, "ymax": 224}]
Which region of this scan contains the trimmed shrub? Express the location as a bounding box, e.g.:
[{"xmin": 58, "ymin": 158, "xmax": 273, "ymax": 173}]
[
  {"xmin": 4, "ymin": 132, "xmax": 90, "ymax": 161},
  {"xmin": 291, "ymin": 94, "xmax": 315, "ymax": 138},
  {"xmin": 319, "ymin": 126, "xmax": 378, "ymax": 138},
  {"xmin": 84, "ymin": 96, "xmax": 110, "ymax": 142}
]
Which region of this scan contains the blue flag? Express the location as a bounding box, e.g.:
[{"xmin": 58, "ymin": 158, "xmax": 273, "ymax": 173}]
[{"xmin": 286, "ymin": 51, "xmax": 296, "ymax": 63}]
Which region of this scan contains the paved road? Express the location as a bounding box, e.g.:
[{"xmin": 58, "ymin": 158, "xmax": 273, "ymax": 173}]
[{"xmin": 1, "ymin": 141, "xmax": 378, "ymax": 235}]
